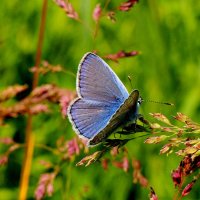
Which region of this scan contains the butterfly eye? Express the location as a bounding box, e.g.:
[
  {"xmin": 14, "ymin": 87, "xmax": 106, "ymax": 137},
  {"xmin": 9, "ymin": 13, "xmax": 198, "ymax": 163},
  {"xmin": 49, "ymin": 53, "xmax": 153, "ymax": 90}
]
[{"xmin": 138, "ymin": 97, "xmax": 143, "ymax": 105}]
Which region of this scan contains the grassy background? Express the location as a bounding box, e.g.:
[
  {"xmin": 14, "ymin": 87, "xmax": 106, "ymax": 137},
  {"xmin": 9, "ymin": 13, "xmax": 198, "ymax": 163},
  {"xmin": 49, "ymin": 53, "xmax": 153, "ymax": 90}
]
[{"xmin": 0, "ymin": 0, "xmax": 200, "ymax": 199}]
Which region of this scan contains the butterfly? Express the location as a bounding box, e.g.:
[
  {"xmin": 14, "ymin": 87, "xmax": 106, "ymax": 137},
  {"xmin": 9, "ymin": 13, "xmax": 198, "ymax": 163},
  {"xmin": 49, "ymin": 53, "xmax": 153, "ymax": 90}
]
[{"xmin": 67, "ymin": 52, "xmax": 142, "ymax": 146}]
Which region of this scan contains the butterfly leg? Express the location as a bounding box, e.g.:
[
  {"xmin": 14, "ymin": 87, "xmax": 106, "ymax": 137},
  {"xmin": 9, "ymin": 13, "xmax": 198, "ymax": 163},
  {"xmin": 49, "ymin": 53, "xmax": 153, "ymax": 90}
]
[
  {"xmin": 138, "ymin": 114, "xmax": 151, "ymax": 126},
  {"xmin": 114, "ymin": 132, "xmax": 118, "ymax": 138}
]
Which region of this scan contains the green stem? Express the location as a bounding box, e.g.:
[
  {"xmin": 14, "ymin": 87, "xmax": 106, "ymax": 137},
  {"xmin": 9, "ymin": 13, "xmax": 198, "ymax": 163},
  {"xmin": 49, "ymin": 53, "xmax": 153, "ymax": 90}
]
[{"xmin": 19, "ymin": 0, "xmax": 48, "ymax": 199}]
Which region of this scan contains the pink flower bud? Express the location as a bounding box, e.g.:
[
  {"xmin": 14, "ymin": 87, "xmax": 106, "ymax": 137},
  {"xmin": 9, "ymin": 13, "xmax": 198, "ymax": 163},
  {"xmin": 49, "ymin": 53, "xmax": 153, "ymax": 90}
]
[
  {"xmin": 171, "ymin": 167, "xmax": 182, "ymax": 187},
  {"xmin": 0, "ymin": 155, "xmax": 8, "ymax": 166},
  {"xmin": 150, "ymin": 113, "xmax": 171, "ymax": 125},
  {"xmin": 67, "ymin": 138, "xmax": 80, "ymax": 158},
  {"xmin": 35, "ymin": 184, "xmax": 46, "ymax": 200},
  {"xmin": 174, "ymin": 112, "xmax": 188, "ymax": 123},
  {"xmin": 0, "ymin": 137, "xmax": 14, "ymax": 145},
  {"xmin": 149, "ymin": 187, "xmax": 158, "ymax": 200},
  {"xmin": 54, "ymin": 0, "xmax": 79, "ymax": 20},
  {"xmin": 122, "ymin": 157, "xmax": 129, "ymax": 172},
  {"xmin": 119, "ymin": 0, "xmax": 139, "ymax": 12},
  {"xmin": 93, "ymin": 4, "xmax": 102, "ymax": 22},
  {"xmin": 47, "ymin": 183, "xmax": 54, "ymax": 196},
  {"xmin": 182, "ymin": 180, "xmax": 196, "ymax": 197}
]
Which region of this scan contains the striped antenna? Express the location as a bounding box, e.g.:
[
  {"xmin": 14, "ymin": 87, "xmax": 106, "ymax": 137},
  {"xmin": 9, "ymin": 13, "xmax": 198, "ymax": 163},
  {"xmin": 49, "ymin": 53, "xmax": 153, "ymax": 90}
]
[
  {"xmin": 128, "ymin": 75, "xmax": 133, "ymax": 89},
  {"xmin": 144, "ymin": 100, "xmax": 174, "ymax": 106}
]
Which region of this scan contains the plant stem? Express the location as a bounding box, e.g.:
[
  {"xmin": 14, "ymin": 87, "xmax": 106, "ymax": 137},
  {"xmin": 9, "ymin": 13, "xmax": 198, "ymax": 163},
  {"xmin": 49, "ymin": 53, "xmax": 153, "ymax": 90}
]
[{"xmin": 19, "ymin": 0, "xmax": 48, "ymax": 199}]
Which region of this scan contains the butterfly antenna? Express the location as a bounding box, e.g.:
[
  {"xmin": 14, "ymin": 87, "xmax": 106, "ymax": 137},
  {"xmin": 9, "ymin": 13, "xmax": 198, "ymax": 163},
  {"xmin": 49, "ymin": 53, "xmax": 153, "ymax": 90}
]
[
  {"xmin": 128, "ymin": 75, "xmax": 133, "ymax": 89},
  {"xmin": 144, "ymin": 100, "xmax": 174, "ymax": 106}
]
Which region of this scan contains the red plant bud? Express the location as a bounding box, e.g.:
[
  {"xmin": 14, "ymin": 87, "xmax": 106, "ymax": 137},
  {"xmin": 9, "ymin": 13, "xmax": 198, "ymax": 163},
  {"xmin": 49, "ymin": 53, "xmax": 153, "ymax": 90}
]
[
  {"xmin": 0, "ymin": 85, "xmax": 28, "ymax": 102},
  {"xmin": 122, "ymin": 157, "xmax": 129, "ymax": 172},
  {"xmin": 160, "ymin": 144, "xmax": 172, "ymax": 154},
  {"xmin": 101, "ymin": 158, "xmax": 109, "ymax": 170},
  {"xmin": 54, "ymin": 0, "xmax": 79, "ymax": 20},
  {"xmin": 119, "ymin": 0, "xmax": 139, "ymax": 12},
  {"xmin": 30, "ymin": 61, "xmax": 63, "ymax": 75},
  {"xmin": 46, "ymin": 183, "xmax": 54, "ymax": 197},
  {"xmin": 139, "ymin": 175, "xmax": 148, "ymax": 187},
  {"xmin": 0, "ymin": 137, "xmax": 14, "ymax": 145},
  {"xmin": 104, "ymin": 50, "xmax": 139, "ymax": 62},
  {"xmin": 35, "ymin": 173, "xmax": 56, "ymax": 200},
  {"xmin": 76, "ymin": 151, "xmax": 105, "ymax": 167},
  {"xmin": 93, "ymin": 4, "xmax": 102, "ymax": 22},
  {"xmin": 107, "ymin": 11, "xmax": 116, "ymax": 22},
  {"xmin": 110, "ymin": 147, "xmax": 119, "ymax": 157},
  {"xmin": 197, "ymin": 161, "xmax": 200, "ymax": 168},
  {"xmin": 132, "ymin": 159, "xmax": 141, "ymax": 170},
  {"xmin": 145, "ymin": 135, "xmax": 167, "ymax": 144},
  {"xmin": 182, "ymin": 180, "xmax": 196, "ymax": 197},
  {"xmin": 132, "ymin": 159, "xmax": 149, "ymax": 187},
  {"xmin": 112, "ymin": 156, "xmax": 129, "ymax": 172},
  {"xmin": 35, "ymin": 184, "xmax": 46, "ymax": 200},
  {"xmin": 181, "ymin": 155, "xmax": 192, "ymax": 175},
  {"xmin": 39, "ymin": 160, "xmax": 53, "ymax": 169},
  {"xmin": 67, "ymin": 138, "xmax": 80, "ymax": 158},
  {"xmin": 174, "ymin": 112, "xmax": 188, "ymax": 123},
  {"xmin": 60, "ymin": 95, "xmax": 71, "ymax": 118},
  {"xmin": 149, "ymin": 187, "xmax": 158, "ymax": 200},
  {"xmin": 150, "ymin": 113, "xmax": 172, "ymax": 125},
  {"xmin": 29, "ymin": 104, "xmax": 49, "ymax": 115},
  {"xmin": 171, "ymin": 167, "xmax": 182, "ymax": 187},
  {"xmin": 0, "ymin": 155, "xmax": 8, "ymax": 166}
]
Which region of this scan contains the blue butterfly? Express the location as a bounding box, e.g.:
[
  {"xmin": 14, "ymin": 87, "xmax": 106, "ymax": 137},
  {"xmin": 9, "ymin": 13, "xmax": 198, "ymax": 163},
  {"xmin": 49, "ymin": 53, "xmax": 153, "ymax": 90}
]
[{"xmin": 67, "ymin": 53, "xmax": 141, "ymax": 146}]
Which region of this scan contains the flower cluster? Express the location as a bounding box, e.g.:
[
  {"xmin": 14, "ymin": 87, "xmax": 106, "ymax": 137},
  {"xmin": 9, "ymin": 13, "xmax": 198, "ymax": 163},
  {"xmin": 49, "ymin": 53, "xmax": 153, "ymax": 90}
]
[
  {"xmin": 0, "ymin": 84, "xmax": 75, "ymax": 124},
  {"xmin": 103, "ymin": 50, "xmax": 139, "ymax": 63},
  {"xmin": 0, "ymin": 137, "xmax": 21, "ymax": 167},
  {"xmin": 76, "ymin": 145, "xmax": 149, "ymax": 188},
  {"xmin": 119, "ymin": 0, "xmax": 139, "ymax": 12},
  {"xmin": 54, "ymin": 0, "xmax": 79, "ymax": 20},
  {"xmin": 30, "ymin": 61, "xmax": 64, "ymax": 75},
  {"xmin": 35, "ymin": 172, "xmax": 57, "ymax": 200},
  {"xmin": 144, "ymin": 112, "xmax": 200, "ymax": 198}
]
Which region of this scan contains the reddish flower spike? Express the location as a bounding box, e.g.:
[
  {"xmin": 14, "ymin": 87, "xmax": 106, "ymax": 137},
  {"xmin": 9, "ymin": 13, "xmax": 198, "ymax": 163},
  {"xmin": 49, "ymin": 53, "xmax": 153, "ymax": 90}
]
[
  {"xmin": 122, "ymin": 156, "xmax": 129, "ymax": 172},
  {"xmin": 149, "ymin": 187, "xmax": 158, "ymax": 200},
  {"xmin": 93, "ymin": 4, "xmax": 102, "ymax": 22},
  {"xmin": 182, "ymin": 180, "xmax": 196, "ymax": 197},
  {"xmin": 60, "ymin": 95, "xmax": 72, "ymax": 118},
  {"xmin": 67, "ymin": 138, "xmax": 80, "ymax": 158},
  {"xmin": 104, "ymin": 50, "xmax": 139, "ymax": 62},
  {"xmin": 0, "ymin": 155, "xmax": 8, "ymax": 166},
  {"xmin": 0, "ymin": 85, "xmax": 28, "ymax": 102},
  {"xmin": 54, "ymin": 0, "xmax": 79, "ymax": 20},
  {"xmin": 171, "ymin": 167, "xmax": 182, "ymax": 187},
  {"xmin": 0, "ymin": 137, "xmax": 14, "ymax": 145},
  {"xmin": 132, "ymin": 159, "xmax": 148, "ymax": 187},
  {"xmin": 35, "ymin": 173, "xmax": 56, "ymax": 200},
  {"xmin": 119, "ymin": 0, "xmax": 139, "ymax": 12},
  {"xmin": 101, "ymin": 158, "xmax": 109, "ymax": 170}
]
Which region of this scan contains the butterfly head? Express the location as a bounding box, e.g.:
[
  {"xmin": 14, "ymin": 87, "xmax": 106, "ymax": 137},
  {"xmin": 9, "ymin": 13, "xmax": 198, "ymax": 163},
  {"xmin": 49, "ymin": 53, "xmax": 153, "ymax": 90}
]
[{"xmin": 138, "ymin": 96, "xmax": 143, "ymax": 106}]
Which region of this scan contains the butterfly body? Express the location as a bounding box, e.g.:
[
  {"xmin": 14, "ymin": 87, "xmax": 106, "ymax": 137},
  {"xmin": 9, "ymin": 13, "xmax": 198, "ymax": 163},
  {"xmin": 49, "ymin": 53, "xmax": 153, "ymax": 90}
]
[
  {"xmin": 89, "ymin": 89, "xmax": 141, "ymax": 145},
  {"xmin": 67, "ymin": 53, "xmax": 141, "ymax": 146}
]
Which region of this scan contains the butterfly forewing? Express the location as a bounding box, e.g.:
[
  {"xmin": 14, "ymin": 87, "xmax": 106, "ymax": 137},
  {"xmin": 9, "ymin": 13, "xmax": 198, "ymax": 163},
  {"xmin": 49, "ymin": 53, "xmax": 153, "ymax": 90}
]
[{"xmin": 77, "ymin": 53, "xmax": 129, "ymax": 102}]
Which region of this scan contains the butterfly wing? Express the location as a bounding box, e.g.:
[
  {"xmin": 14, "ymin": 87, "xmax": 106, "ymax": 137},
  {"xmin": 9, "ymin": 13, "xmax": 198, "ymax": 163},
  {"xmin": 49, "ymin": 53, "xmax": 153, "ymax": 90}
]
[
  {"xmin": 77, "ymin": 53, "xmax": 129, "ymax": 102},
  {"xmin": 89, "ymin": 89, "xmax": 140, "ymax": 145},
  {"xmin": 68, "ymin": 53, "xmax": 129, "ymax": 139}
]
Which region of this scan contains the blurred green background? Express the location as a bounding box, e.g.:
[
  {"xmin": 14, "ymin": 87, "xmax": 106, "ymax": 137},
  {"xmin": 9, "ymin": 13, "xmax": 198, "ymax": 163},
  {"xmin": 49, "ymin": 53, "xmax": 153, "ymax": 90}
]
[{"xmin": 0, "ymin": 0, "xmax": 200, "ymax": 199}]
